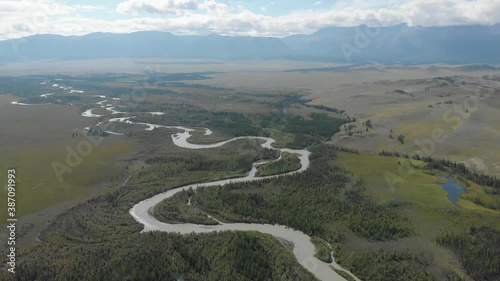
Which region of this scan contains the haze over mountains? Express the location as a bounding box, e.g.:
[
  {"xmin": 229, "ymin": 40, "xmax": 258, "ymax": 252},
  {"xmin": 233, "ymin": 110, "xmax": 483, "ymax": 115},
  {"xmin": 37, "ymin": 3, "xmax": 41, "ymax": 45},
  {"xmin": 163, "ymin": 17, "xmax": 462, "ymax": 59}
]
[{"xmin": 1, "ymin": 24, "xmax": 499, "ymax": 64}]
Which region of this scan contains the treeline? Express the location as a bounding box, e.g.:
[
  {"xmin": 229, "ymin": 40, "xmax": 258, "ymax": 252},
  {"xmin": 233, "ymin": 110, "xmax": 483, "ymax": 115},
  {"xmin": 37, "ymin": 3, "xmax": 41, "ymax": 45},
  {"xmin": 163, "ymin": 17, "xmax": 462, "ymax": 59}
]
[
  {"xmin": 259, "ymin": 112, "xmax": 347, "ymax": 148},
  {"xmin": 437, "ymin": 226, "xmax": 500, "ymax": 281},
  {"xmin": 207, "ymin": 112, "xmax": 262, "ymax": 137},
  {"xmin": 284, "ymin": 113, "xmax": 345, "ymax": 139},
  {"xmin": 335, "ymin": 248, "xmax": 434, "ymax": 281},
  {"xmin": 273, "ymin": 93, "xmax": 306, "ymax": 108},
  {"xmin": 425, "ymin": 159, "xmax": 500, "ymax": 192},
  {"xmin": 0, "ymin": 76, "xmax": 47, "ymax": 97},
  {"xmin": 6, "ymin": 232, "xmax": 315, "ymax": 281},
  {"xmin": 331, "ymin": 145, "xmax": 360, "ymax": 154},
  {"xmin": 181, "ymin": 144, "xmax": 414, "ymax": 241},
  {"xmin": 153, "ymin": 190, "xmax": 219, "ymax": 225},
  {"xmin": 87, "ymin": 128, "xmax": 109, "ymax": 137},
  {"xmin": 20, "ymin": 95, "xmax": 81, "ymax": 105},
  {"xmin": 133, "ymin": 104, "xmax": 263, "ymax": 137},
  {"xmin": 379, "ymin": 150, "xmax": 411, "ymax": 158},
  {"xmin": 181, "ymin": 149, "xmax": 276, "ymax": 172},
  {"xmin": 162, "ymin": 81, "xmax": 230, "ymax": 91},
  {"xmin": 146, "ymin": 72, "xmax": 214, "ymax": 83},
  {"xmin": 306, "ymin": 104, "xmax": 346, "ymax": 115},
  {"xmin": 145, "ymin": 139, "xmax": 278, "ymax": 175},
  {"xmin": 379, "ymin": 150, "xmax": 500, "ymax": 192},
  {"xmin": 256, "ymin": 152, "xmax": 301, "ymax": 177},
  {"xmin": 146, "ymin": 106, "xmax": 347, "ymax": 149}
]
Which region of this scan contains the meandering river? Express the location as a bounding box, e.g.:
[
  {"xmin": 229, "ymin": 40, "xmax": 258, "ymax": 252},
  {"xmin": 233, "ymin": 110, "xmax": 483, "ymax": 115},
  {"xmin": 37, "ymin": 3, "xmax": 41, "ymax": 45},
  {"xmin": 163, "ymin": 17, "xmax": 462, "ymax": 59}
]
[{"xmin": 89, "ymin": 103, "xmax": 361, "ymax": 281}]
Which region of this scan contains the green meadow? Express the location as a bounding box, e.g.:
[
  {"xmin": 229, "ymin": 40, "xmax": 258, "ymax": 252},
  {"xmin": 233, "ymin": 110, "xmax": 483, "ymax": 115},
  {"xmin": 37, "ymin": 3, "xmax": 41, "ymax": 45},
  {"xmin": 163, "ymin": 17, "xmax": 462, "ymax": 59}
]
[
  {"xmin": 0, "ymin": 138, "xmax": 132, "ymax": 220},
  {"xmin": 337, "ymin": 152, "xmax": 454, "ymax": 208},
  {"xmin": 337, "ymin": 151, "xmax": 500, "ymax": 213}
]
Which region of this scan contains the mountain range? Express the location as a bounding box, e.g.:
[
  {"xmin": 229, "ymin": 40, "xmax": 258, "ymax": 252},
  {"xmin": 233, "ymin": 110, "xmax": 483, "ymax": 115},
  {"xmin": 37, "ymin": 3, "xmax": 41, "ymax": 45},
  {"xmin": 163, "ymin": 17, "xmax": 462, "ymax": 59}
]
[{"xmin": 1, "ymin": 24, "xmax": 499, "ymax": 64}]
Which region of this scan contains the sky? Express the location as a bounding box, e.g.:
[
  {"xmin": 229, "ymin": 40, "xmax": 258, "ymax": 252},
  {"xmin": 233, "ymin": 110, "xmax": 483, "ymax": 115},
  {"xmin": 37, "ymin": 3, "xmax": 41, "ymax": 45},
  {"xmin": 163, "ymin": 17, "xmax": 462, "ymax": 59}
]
[{"xmin": 1, "ymin": 0, "xmax": 500, "ymax": 40}]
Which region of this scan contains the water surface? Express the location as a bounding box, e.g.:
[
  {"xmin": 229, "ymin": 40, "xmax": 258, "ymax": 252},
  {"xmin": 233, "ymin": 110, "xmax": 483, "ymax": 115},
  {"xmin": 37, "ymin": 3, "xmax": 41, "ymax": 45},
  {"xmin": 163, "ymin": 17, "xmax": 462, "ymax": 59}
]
[{"xmin": 439, "ymin": 176, "xmax": 466, "ymax": 205}]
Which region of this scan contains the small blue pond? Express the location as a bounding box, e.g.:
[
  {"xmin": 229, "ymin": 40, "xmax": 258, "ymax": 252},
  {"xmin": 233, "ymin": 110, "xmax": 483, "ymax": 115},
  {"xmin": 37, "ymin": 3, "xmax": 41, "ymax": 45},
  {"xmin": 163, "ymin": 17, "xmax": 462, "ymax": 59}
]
[{"xmin": 438, "ymin": 176, "xmax": 466, "ymax": 205}]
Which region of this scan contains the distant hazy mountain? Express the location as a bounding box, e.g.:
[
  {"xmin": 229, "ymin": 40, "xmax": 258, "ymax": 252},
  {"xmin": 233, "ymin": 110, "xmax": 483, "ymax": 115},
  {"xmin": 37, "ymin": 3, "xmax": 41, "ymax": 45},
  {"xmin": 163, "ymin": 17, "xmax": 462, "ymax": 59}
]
[
  {"xmin": 1, "ymin": 24, "xmax": 499, "ymax": 63},
  {"xmin": 283, "ymin": 24, "xmax": 500, "ymax": 63}
]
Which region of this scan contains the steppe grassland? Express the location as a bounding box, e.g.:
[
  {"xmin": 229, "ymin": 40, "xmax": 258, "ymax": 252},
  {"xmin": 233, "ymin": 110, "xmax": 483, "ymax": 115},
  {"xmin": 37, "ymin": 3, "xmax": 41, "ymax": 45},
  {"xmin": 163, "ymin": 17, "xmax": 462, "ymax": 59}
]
[
  {"xmin": 167, "ymin": 65, "xmax": 500, "ymax": 176},
  {"xmin": 0, "ymin": 58, "xmax": 349, "ymax": 76},
  {"xmin": 193, "ymin": 66, "xmax": 500, "ymax": 176},
  {"xmin": 0, "ymin": 95, "xmax": 133, "ymax": 220}
]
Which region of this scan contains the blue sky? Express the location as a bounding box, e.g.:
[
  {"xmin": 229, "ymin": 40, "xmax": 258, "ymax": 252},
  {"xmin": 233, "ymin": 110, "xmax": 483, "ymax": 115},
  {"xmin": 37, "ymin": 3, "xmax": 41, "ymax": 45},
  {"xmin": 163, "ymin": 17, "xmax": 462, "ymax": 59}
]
[
  {"xmin": 1, "ymin": 0, "xmax": 499, "ymax": 40},
  {"xmin": 61, "ymin": 0, "xmax": 401, "ymax": 17},
  {"xmin": 63, "ymin": 0, "xmax": 340, "ymax": 16}
]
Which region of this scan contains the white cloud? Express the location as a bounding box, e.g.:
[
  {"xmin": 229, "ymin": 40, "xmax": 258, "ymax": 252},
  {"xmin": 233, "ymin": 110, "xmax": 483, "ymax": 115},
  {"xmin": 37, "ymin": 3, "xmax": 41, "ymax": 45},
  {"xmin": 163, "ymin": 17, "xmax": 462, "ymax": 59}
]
[
  {"xmin": 400, "ymin": 0, "xmax": 500, "ymax": 26},
  {"xmin": 117, "ymin": 0, "xmax": 199, "ymax": 14},
  {"xmin": 74, "ymin": 5, "xmax": 107, "ymax": 12},
  {"xmin": 0, "ymin": 0, "xmax": 499, "ymax": 40}
]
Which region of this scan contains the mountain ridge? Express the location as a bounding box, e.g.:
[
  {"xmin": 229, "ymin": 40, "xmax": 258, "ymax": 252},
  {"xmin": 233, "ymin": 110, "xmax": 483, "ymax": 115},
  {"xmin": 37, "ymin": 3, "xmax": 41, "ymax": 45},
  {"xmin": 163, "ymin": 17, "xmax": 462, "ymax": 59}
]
[{"xmin": 1, "ymin": 24, "xmax": 499, "ymax": 63}]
